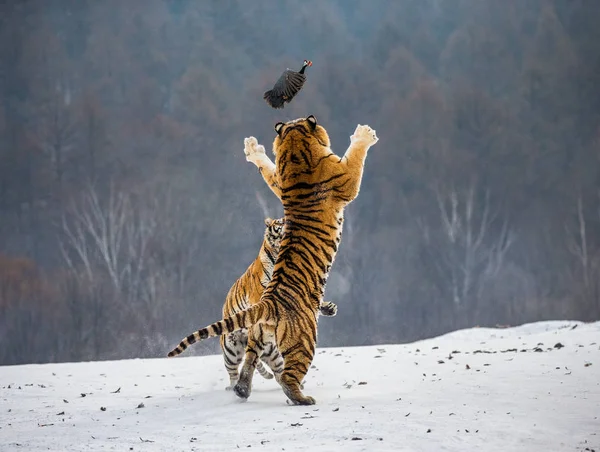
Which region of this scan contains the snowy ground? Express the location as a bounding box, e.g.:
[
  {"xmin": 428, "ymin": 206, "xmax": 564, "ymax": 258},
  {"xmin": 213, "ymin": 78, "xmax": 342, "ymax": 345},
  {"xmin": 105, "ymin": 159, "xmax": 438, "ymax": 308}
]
[{"xmin": 1, "ymin": 321, "xmax": 599, "ymax": 452}]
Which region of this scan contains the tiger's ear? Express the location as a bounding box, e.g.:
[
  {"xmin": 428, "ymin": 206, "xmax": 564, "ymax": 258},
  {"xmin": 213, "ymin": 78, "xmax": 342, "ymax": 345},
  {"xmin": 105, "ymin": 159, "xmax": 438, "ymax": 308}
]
[
  {"xmin": 264, "ymin": 217, "xmax": 273, "ymax": 226},
  {"xmin": 306, "ymin": 115, "xmax": 317, "ymax": 129},
  {"xmin": 274, "ymin": 122, "xmax": 284, "ymax": 136}
]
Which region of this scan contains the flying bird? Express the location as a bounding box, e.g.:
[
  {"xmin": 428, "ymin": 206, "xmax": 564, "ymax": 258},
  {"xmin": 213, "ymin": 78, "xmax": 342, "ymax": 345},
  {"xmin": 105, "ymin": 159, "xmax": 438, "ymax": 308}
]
[{"xmin": 263, "ymin": 59, "xmax": 313, "ymax": 109}]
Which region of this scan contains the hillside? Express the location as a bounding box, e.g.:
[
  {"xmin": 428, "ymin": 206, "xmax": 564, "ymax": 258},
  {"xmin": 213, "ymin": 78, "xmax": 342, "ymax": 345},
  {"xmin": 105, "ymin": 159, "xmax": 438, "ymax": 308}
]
[{"xmin": 1, "ymin": 320, "xmax": 599, "ymax": 451}]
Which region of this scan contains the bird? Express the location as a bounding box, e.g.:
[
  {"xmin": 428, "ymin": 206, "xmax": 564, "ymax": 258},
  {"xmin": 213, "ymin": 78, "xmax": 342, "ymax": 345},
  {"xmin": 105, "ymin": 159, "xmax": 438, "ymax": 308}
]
[{"xmin": 263, "ymin": 59, "xmax": 313, "ymax": 109}]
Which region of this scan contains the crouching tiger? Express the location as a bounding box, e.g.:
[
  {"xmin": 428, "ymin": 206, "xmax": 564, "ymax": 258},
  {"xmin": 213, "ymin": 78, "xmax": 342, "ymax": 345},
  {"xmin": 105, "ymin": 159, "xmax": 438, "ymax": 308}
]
[
  {"xmin": 168, "ymin": 216, "xmax": 338, "ymax": 390},
  {"xmin": 168, "ymin": 115, "xmax": 378, "ymax": 405}
]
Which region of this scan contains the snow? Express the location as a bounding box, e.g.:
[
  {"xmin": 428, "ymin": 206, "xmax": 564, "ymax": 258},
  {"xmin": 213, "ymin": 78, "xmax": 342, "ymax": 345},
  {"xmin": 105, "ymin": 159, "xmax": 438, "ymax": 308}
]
[{"xmin": 1, "ymin": 321, "xmax": 599, "ymax": 452}]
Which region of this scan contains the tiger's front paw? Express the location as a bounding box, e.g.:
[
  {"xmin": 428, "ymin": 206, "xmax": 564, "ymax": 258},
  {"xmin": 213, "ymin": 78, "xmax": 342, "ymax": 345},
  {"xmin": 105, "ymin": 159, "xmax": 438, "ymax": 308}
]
[
  {"xmin": 319, "ymin": 301, "xmax": 338, "ymax": 317},
  {"xmin": 244, "ymin": 136, "xmax": 267, "ymax": 164},
  {"xmin": 350, "ymin": 124, "xmax": 379, "ymax": 147}
]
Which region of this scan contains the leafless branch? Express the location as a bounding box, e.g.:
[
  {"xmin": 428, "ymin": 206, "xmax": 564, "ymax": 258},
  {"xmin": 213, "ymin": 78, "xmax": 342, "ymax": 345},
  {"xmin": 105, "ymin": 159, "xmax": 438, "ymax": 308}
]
[
  {"xmin": 428, "ymin": 180, "xmax": 513, "ymax": 307},
  {"xmin": 565, "ymin": 194, "xmax": 591, "ymax": 290},
  {"xmin": 435, "ymin": 184, "xmax": 460, "ymax": 243}
]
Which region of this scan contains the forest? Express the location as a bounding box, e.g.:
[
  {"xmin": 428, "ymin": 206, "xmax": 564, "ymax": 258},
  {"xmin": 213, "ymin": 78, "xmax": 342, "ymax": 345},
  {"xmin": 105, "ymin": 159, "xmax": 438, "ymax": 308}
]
[{"xmin": 1, "ymin": 0, "xmax": 599, "ymax": 366}]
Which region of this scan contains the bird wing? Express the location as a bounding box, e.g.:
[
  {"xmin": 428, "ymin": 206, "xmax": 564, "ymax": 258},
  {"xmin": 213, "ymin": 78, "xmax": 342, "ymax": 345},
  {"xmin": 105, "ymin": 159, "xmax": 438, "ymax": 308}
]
[{"xmin": 272, "ymin": 70, "xmax": 307, "ymax": 100}]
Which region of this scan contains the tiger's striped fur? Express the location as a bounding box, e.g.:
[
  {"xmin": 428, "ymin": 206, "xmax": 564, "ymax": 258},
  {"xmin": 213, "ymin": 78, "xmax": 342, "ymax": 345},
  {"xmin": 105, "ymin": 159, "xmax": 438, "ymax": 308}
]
[
  {"xmin": 168, "ymin": 217, "xmax": 338, "ymax": 390},
  {"xmin": 167, "ymin": 116, "xmax": 378, "ymax": 405}
]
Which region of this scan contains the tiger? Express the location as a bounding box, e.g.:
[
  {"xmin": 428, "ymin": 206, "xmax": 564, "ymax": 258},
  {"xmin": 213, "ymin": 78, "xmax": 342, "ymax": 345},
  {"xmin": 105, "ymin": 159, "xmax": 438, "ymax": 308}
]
[
  {"xmin": 167, "ymin": 115, "xmax": 378, "ymax": 405},
  {"xmin": 217, "ymin": 216, "xmax": 338, "ymax": 389},
  {"xmin": 167, "ymin": 216, "xmax": 337, "ymax": 388}
]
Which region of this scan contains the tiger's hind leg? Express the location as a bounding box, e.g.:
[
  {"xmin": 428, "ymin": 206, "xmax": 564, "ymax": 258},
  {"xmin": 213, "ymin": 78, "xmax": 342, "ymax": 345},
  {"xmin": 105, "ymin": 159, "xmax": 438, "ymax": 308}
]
[
  {"xmin": 279, "ymin": 336, "xmax": 317, "ymax": 405},
  {"xmin": 220, "ymin": 331, "xmax": 247, "ymax": 390},
  {"xmin": 233, "ymin": 326, "xmax": 264, "ymax": 400}
]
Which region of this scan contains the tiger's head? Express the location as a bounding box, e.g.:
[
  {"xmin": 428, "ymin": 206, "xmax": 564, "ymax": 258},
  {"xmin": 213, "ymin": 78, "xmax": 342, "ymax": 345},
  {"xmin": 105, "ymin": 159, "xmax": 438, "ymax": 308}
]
[
  {"xmin": 263, "ymin": 217, "xmax": 285, "ymax": 250},
  {"xmin": 272, "ymin": 115, "xmax": 331, "ymax": 159}
]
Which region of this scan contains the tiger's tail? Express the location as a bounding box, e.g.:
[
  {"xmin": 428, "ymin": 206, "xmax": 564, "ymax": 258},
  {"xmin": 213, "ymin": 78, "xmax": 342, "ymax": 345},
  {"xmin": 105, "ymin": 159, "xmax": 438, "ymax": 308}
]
[
  {"xmin": 167, "ymin": 302, "xmax": 273, "ymax": 357},
  {"xmin": 256, "ymin": 360, "xmax": 274, "ymax": 380}
]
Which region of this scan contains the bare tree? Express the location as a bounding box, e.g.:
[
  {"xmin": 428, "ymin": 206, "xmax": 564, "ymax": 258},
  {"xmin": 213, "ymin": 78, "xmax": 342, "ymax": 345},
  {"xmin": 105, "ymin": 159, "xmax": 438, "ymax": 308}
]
[
  {"xmin": 58, "ymin": 183, "xmax": 159, "ymax": 355},
  {"xmin": 34, "ymin": 79, "xmax": 78, "ymax": 197},
  {"xmin": 565, "ymin": 191, "xmax": 600, "ymax": 309},
  {"xmin": 565, "ymin": 194, "xmax": 590, "ymax": 289},
  {"xmin": 58, "ymin": 182, "xmax": 211, "ymax": 358},
  {"xmin": 61, "ymin": 181, "xmax": 160, "ymax": 297},
  {"xmin": 414, "ymin": 179, "xmax": 514, "ymax": 325},
  {"xmin": 79, "ymin": 90, "xmax": 109, "ymax": 182},
  {"xmin": 61, "ymin": 183, "xmax": 128, "ymax": 290}
]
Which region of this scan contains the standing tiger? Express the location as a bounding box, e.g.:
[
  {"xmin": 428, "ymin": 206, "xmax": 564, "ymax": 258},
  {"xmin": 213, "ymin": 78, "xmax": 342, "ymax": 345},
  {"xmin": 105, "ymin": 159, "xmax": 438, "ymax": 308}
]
[
  {"xmin": 169, "ymin": 216, "xmax": 338, "ymax": 390},
  {"xmin": 167, "ymin": 115, "xmax": 378, "ymax": 405}
]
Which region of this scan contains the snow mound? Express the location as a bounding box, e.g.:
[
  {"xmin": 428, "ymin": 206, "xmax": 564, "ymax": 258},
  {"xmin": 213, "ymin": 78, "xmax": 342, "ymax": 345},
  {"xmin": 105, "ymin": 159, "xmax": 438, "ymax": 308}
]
[{"xmin": 1, "ymin": 320, "xmax": 598, "ymax": 451}]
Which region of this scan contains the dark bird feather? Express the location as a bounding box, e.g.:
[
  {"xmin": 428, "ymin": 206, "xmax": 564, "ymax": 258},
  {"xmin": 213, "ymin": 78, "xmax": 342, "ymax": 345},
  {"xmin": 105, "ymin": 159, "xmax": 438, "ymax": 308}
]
[{"xmin": 264, "ymin": 60, "xmax": 312, "ymax": 109}]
